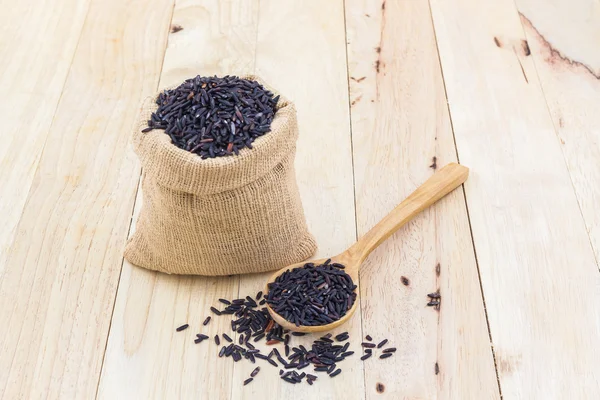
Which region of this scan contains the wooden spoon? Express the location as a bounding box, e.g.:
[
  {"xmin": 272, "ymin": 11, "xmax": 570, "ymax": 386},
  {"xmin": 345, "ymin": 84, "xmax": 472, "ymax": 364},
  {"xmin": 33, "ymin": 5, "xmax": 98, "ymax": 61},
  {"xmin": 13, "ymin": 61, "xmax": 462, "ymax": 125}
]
[{"xmin": 264, "ymin": 163, "xmax": 469, "ymax": 332}]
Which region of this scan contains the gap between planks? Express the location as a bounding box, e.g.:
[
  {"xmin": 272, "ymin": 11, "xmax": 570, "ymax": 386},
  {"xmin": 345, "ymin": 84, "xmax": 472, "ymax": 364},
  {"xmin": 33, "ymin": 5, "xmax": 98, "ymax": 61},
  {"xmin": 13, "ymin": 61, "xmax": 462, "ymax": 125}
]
[
  {"xmin": 426, "ymin": 0, "xmax": 505, "ymax": 397},
  {"xmin": 342, "ymin": 0, "xmax": 366, "ymax": 396}
]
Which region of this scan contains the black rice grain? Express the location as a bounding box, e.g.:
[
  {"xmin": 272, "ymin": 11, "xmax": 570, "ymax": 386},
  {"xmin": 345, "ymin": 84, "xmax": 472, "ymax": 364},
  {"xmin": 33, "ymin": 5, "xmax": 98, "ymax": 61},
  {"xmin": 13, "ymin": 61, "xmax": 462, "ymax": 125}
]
[
  {"xmin": 251, "ymin": 367, "xmax": 260, "ymax": 377},
  {"xmin": 382, "ymin": 348, "xmax": 396, "ymax": 353},
  {"xmin": 176, "ymin": 324, "xmax": 189, "ymax": 332},
  {"xmin": 335, "ymin": 332, "xmax": 349, "ymax": 341},
  {"xmin": 377, "ymin": 339, "xmax": 388, "ymax": 348},
  {"xmin": 243, "ymin": 378, "xmax": 253, "ymax": 386},
  {"xmin": 202, "ymin": 316, "xmax": 211, "ymax": 326},
  {"xmin": 215, "ymin": 335, "xmax": 221, "ymax": 346},
  {"xmin": 143, "ymin": 76, "xmax": 279, "ymax": 159},
  {"xmin": 297, "ymin": 362, "xmax": 310, "ymax": 369},
  {"xmin": 329, "ymin": 369, "xmax": 342, "ymax": 378},
  {"xmin": 379, "ymin": 353, "xmax": 393, "ymax": 359},
  {"xmin": 245, "ymin": 296, "xmax": 257, "ymax": 308},
  {"xmin": 194, "ymin": 334, "xmax": 209, "ymax": 344},
  {"xmin": 365, "ymin": 335, "xmax": 372, "ymax": 341},
  {"xmin": 253, "ymin": 333, "xmax": 265, "ymax": 342},
  {"xmin": 360, "ymin": 353, "xmax": 372, "ymax": 361}
]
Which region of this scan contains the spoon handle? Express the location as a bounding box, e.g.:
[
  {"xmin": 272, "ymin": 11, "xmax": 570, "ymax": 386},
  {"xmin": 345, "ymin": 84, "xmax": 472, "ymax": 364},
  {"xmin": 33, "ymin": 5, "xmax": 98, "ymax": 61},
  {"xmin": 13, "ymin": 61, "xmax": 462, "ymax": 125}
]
[{"xmin": 348, "ymin": 163, "xmax": 469, "ymax": 264}]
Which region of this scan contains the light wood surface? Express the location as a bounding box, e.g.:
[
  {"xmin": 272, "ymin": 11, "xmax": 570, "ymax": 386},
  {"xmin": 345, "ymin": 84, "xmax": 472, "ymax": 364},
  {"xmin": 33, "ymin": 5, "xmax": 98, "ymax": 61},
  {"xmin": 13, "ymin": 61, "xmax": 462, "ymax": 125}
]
[
  {"xmin": 2, "ymin": 0, "xmax": 599, "ymax": 398},
  {"xmin": 516, "ymin": 0, "xmax": 600, "ymax": 263},
  {"xmin": 430, "ymin": 0, "xmax": 600, "ymax": 397},
  {"xmin": 265, "ymin": 163, "xmax": 469, "ymax": 333},
  {"xmin": 0, "ymin": 0, "xmax": 90, "ymax": 272},
  {"xmin": 345, "ymin": 1, "xmax": 500, "ymax": 398},
  {"xmin": 0, "ymin": 0, "xmax": 174, "ymax": 398}
]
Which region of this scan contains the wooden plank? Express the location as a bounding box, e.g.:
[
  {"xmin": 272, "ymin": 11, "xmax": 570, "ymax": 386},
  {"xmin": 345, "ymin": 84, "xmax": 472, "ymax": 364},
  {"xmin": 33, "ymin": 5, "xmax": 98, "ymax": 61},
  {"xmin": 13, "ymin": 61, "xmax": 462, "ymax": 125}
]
[
  {"xmin": 97, "ymin": 1, "xmax": 259, "ymax": 398},
  {"xmin": 0, "ymin": 0, "xmax": 89, "ymax": 271},
  {"xmin": 516, "ymin": 0, "xmax": 600, "ymax": 262},
  {"xmin": 231, "ymin": 0, "xmax": 361, "ymax": 398},
  {"xmin": 0, "ymin": 0, "xmax": 174, "ymax": 397},
  {"xmin": 345, "ymin": 0, "xmax": 500, "ymax": 398},
  {"xmin": 98, "ymin": 189, "xmax": 238, "ymax": 399},
  {"xmin": 429, "ymin": 0, "xmax": 600, "ymax": 397}
]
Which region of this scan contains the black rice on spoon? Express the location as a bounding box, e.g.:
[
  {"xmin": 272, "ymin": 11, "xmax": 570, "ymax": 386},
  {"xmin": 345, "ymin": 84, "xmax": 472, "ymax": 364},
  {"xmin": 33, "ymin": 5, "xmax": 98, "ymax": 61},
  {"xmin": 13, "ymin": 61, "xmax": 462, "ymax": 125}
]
[
  {"xmin": 266, "ymin": 259, "xmax": 358, "ymax": 326},
  {"xmin": 142, "ymin": 75, "xmax": 279, "ymax": 159}
]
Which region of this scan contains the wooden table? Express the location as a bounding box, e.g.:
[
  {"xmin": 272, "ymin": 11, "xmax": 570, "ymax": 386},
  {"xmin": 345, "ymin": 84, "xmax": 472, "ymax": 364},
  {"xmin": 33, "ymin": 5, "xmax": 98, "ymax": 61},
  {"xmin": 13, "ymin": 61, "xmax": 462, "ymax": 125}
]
[{"xmin": 1, "ymin": 0, "xmax": 599, "ymax": 398}]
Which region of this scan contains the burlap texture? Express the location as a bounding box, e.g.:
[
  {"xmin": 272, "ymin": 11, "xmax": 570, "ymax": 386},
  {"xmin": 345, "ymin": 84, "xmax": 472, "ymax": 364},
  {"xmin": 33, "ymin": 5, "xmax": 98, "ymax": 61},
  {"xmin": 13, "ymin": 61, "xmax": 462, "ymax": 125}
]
[{"xmin": 124, "ymin": 76, "xmax": 317, "ymax": 275}]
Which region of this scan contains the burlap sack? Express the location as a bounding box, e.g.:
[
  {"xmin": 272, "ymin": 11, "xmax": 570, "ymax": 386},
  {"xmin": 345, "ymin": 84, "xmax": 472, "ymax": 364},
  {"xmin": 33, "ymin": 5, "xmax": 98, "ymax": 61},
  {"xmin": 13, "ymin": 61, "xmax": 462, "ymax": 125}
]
[{"xmin": 124, "ymin": 76, "xmax": 317, "ymax": 275}]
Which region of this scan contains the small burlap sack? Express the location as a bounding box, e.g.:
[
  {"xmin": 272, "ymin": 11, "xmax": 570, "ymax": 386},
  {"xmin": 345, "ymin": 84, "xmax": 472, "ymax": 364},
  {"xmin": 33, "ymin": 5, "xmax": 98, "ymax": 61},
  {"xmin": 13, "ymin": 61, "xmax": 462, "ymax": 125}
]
[{"xmin": 124, "ymin": 76, "xmax": 317, "ymax": 275}]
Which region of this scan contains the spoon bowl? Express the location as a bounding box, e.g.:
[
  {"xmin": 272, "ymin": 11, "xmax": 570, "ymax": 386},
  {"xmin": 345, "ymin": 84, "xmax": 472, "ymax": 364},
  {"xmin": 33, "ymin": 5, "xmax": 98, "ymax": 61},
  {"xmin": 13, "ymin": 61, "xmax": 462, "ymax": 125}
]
[
  {"xmin": 265, "ymin": 252, "xmax": 360, "ymax": 332},
  {"xmin": 265, "ymin": 163, "xmax": 469, "ymax": 332}
]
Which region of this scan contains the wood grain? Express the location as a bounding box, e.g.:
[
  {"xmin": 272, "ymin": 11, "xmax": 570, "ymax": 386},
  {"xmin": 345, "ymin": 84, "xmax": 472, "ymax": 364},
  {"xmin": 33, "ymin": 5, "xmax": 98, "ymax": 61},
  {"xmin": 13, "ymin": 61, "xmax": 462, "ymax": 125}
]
[
  {"xmin": 430, "ymin": 0, "xmax": 600, "ymax": 397},
  {"xmin": 345, "ymin": 0, "xmax": 500, "ymax": 398},
  {"xmin": 516, "ymin": 0, "xmax": 600, "ymax": 263},
  {"xmin": 348, "ymin": 163, "xmax": 469, "ymax": 265},
  {"xmin": 0, "ymin": 0, "xmax": 89, "ymax": 272},
  {"xmin": 231, "ymin": 0, "xmax": 362, "ymax": 398},
  {"xmin": 97, "ymin": 1, "xmax": 259, "ymax": 398},
  {"xmin": 0, "ymin": 0, "xmax": 174, "ymax": 398}
]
